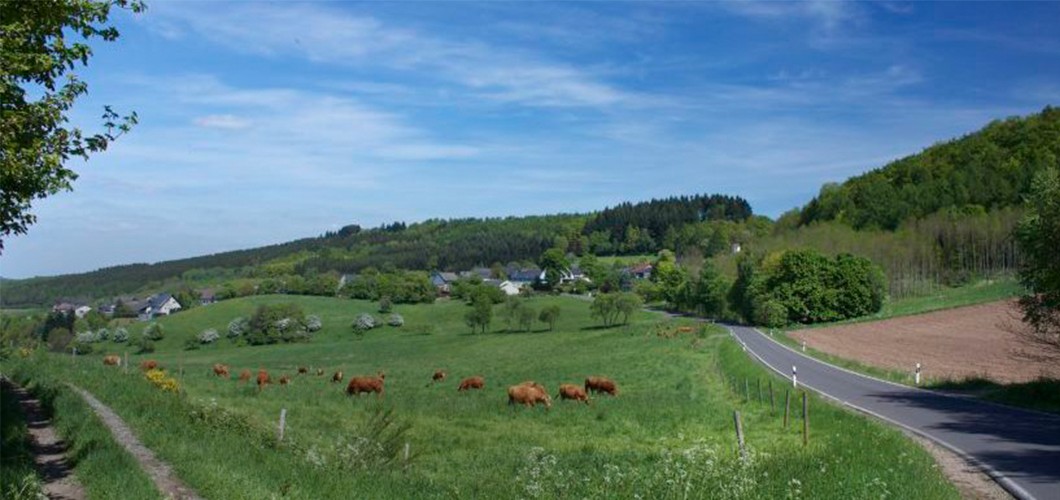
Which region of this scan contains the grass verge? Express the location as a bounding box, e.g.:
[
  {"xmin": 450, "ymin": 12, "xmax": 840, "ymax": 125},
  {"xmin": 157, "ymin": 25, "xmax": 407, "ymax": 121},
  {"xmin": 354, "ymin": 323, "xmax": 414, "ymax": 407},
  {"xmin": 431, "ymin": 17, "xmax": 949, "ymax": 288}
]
[{"xmin": 0, "ymin": 379, "xmax": 43, "ymax": 500}]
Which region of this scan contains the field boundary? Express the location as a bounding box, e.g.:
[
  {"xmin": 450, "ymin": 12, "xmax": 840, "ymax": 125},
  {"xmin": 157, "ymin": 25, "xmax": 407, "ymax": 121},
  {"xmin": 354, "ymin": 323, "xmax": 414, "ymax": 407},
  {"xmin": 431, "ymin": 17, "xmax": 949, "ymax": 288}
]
[
  {"xmin": 67, "ymin": 384, "xmax": 203, "ymax": 500},
  {"xmin": 728, "ymin": 327, "xmax": 1034, "ymax": 500}
]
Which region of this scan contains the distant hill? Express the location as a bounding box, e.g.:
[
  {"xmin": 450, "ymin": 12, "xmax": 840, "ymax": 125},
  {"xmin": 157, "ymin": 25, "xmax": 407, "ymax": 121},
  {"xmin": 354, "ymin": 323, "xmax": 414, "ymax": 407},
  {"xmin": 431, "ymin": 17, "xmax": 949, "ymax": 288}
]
[
  {"xmin": 799, "ymin": 106, "xmax": 1060, "ymax": 230},
  {"xmin": 0, "ymin": 194, "xmax": 751, "ymax": 307}
]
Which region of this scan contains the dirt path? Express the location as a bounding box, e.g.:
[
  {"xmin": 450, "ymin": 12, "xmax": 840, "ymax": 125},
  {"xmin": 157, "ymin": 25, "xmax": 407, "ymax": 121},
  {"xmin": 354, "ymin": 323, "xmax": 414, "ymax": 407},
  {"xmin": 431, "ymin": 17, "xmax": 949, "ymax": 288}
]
[
  {"xmin": 2, "ymin": 378, "xmax": 86, "ymax": 500},
  {"xmin": 67, "ymin": 385, "xmax": 203, "ymax": 500}
]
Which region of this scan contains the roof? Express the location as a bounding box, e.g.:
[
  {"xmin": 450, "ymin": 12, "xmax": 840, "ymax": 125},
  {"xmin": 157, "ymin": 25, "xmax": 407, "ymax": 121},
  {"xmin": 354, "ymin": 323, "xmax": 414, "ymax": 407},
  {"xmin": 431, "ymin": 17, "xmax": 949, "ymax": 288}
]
[
  {"xmin": 199, "ymin": 288, "xmax": 216, "ymax": 299},
  {"xmin": 508, "ymin": 269, "xmax": 542, "ymax": 282},
  {"xmin": 629, "ymin": 262, "xmax": 654, "ymax": 274},
  {"xmin": 439, "ymin": 272, "xmax": 460, "ymax": 282},
  {"xmin": 146, "ymin": 293, "xmax": 176, "ymax": 310}
]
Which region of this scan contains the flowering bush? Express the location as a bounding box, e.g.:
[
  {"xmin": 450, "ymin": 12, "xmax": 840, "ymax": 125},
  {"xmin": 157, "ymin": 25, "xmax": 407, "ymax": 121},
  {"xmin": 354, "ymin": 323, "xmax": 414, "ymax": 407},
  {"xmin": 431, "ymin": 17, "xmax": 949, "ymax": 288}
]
[
  {"xmin": 143, "ymin": 322, "xmax": 165, "ymax": 340},
  {"xmin": 95, "ymin": 327, "xmax": 110, "ymax": 341},
  {"xmin": 228, "ymin": 317, "xmax": 248, "ymax": 338},
  {"xmin": 306, "ymin": 315, "xmax": 322, "ymax": 332},
  {"xmin": 75, "ymin": 331, "xmax": 98, "ymax": 344},
  {"xmin": 144, "ymin": 368, "xmax": 180, "ymax": 393},
  {"xmin": 387, "ymin": 313, "xmax": 404, "ymax": 327},
  {"xmin": 352, "ymin": 313, "xmax": 377, "ymax": 333},
  {"xmin": 111, "ymin": 327, "xmax": 129, "ymax": 343},
  {"xmin": 198, "ymin": 328, "xmax": 220, "ymax": 344}
]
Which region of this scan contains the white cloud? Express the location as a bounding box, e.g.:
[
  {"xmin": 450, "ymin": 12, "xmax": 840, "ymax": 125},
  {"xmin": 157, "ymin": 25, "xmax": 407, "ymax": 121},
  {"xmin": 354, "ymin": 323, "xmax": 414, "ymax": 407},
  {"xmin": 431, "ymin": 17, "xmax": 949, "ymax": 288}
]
[
  {"xmin": 193, "ymin": 114, "xmax": 251, "ymax": 129},
  {"xmin": 146, "ymin": 2, "xmax": 644, "ymax": 109}
]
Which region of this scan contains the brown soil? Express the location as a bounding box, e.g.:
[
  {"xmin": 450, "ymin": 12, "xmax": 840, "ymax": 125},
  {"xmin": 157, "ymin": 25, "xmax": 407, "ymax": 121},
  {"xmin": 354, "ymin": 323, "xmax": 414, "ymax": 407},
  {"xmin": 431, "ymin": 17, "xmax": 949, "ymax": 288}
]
[
  {"xmin": 790, "ymin": 300, "xmax": 1060, "ymax": 383},
  {"xmin": 2, "ymin": 378, "xmax": 86, "ymax": 500}
]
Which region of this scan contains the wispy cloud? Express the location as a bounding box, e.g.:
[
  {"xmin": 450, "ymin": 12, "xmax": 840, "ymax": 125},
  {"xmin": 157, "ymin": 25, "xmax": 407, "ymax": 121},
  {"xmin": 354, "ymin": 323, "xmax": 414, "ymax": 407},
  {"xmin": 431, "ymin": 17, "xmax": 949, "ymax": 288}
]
[
  {"xmin": 146, "ymin": 2, "xmax": 645, "ymax": 109},
  {"xmin": 719, "ymin": 0, "xmax": 862, "ymax": 32},
  {"xmin": 193, "ymin": 114, "xmax": 251, "ymax": 129}
]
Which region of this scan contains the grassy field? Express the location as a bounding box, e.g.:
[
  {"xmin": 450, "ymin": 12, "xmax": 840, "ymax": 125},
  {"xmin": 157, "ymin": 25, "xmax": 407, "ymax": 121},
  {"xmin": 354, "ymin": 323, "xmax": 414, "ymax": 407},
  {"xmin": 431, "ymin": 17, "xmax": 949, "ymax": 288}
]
[{"xmin": 3, "ymin": 295, "xmax": 958, "ymax": 499}]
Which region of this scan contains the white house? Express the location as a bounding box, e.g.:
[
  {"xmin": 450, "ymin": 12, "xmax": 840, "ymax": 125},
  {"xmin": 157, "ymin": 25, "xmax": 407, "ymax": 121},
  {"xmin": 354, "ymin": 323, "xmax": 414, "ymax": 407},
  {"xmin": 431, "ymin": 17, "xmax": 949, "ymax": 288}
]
[
  {"xmin": 138, "ymin": 293, "xmax": 182, "ymax": 321},
  {"xmin": 74, "ymin": 305, "xmax": 93, "ymax": 318}
]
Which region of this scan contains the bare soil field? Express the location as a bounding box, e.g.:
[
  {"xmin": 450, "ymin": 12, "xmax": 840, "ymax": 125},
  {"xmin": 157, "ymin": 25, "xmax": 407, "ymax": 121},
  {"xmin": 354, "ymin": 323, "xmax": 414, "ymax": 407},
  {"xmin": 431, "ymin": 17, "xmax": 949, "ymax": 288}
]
[{"xmin": 790, "ymin": 300, "xmax": 1060, "ymax": 383}]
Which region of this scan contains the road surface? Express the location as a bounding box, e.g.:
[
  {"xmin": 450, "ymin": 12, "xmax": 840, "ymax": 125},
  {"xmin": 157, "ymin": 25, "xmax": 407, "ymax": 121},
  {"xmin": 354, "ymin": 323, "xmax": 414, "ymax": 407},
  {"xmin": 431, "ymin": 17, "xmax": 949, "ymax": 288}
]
[{"xmin": 729, "ymin": 325, "xmax": 1060, "ymax": 500}]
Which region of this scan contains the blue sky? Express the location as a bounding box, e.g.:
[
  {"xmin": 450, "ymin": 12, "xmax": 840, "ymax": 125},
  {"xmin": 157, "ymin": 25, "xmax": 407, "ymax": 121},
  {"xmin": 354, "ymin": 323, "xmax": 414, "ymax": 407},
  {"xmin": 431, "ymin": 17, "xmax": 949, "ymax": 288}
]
[{"xmin": 4, "ymin": 0, "xmax": 1060, "ymax": 278}]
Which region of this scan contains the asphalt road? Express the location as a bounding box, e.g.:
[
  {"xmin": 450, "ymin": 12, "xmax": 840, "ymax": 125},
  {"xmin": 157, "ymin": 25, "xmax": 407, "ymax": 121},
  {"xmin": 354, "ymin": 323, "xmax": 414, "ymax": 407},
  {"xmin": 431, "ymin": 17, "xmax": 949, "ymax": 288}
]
[{"xmin": 729, "ymin": 325, "xmax": 1060, "ymax": 500}]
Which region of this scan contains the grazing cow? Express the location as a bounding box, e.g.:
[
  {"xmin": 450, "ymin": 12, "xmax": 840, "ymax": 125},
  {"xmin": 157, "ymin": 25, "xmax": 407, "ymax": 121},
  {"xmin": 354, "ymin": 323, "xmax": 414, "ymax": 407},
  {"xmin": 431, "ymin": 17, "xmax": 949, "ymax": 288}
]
[
  {"xmin": 316, "ymin": 368, "xmax": 325, "ymax": 376},
  {"xmin": 585, "ymin": 376, "xmax": 618, "ymax": 396},
  {"xmin": 432, "ymin": 370, "xmax": 447, "ymax": 383},
  {"xmin": 558, "ymin": 383, "xmax": 590, "ymax": 404},
  {"xmin": 518, "ymin": 380, "xmax": 546, "ymax": 392},
  {"xmin": 213, "ymin": 364, "xmax": 230, "ymax": 377},
  {"xmin": 102, "ymin": 355, "xmax": 121, "ymax": 366},
  {"xmin": 298, "ymin": 366, "xmax": 308, "ymax": 375},
  {"xmin": 279, "ymin": 374, "xmax": 291, "ymax": 386},
  {"xmin": 140, "ymin": 359, "xmax": 159, "ymax": 371},
  {"xmin": 257, "ymin": 369, "xmax": 270, "ymax": 390},
  {"xmin": 331, "ymin": 371, "xmax": 344, "ymax": 383},
  {"xmin": 238, "ymin": 369, "xmax": 252, "ymax": 383},
  {"xmin": 458, "ymin": 376, "xmax": 485, "ymax": 391},
  {"xmin": 346, "ymin": 372, "xmax": 385, "ymax": 396},
  {"xmin": 508, "ymin": 384, "xmax": 551, "ymax": 409}
]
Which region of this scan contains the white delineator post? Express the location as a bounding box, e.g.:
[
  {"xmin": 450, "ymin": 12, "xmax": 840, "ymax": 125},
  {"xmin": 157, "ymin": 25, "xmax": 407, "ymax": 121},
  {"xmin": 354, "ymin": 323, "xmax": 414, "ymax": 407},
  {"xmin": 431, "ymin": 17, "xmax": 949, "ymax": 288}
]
[
  {"xmin": 801, "ymin": 341, "xmax": 806, "ymax": 352},
  {"xmin": 792, "ymin": 365, "xmax": 798, "ymax": 388},
  {"xmin": 915, "ymin": 363, "xmax": 921, "ymax": 385},
  {"xmin": 278, "ymin": 408, "xmax": 287, "ymax": 442}
]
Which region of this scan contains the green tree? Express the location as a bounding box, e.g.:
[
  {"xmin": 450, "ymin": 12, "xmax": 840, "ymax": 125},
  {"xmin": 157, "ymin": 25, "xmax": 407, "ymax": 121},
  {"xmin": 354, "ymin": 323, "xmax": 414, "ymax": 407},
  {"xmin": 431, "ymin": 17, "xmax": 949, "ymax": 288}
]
[
  {"xmin": 615, "ymin": 292, "xmax": 643, "ymax": 325},
  {"xmin": 538, "ymin": 304, "xmax": 561, "ymax": 331},
  {"xmin": 464, "ymin": 292, "xmax": 493, "ymax": 334},
  {"xmin": 590, "ymin": 293, "xmax": 618, "ymax": 327},
  {"xmin": 517, "ymin": 306, "xmax": 536, "ymax": 332},
  {"xmin": 2, "ymin": 0, "xmax": 144, "ymax": 247},
  {"xmin": 539, "ymin": 248, "xmax": 570, "ymax": 289},
  {"xmin": 693, "ymin": 260, "xmax": 729, "ymax": 319},
  {"xmin": 1016, "ymin": 167, "xmax": 1060, "ymax": 343}
]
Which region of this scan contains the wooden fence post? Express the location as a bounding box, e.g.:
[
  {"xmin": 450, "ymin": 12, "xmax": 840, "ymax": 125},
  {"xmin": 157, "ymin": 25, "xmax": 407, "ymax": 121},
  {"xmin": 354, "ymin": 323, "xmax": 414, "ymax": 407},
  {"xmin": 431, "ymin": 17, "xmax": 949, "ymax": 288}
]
[
  {"xmin": 744, "ymin": 378, "xmax": 750, "ymax": 402},
  {"xmin": 802, "ymin": 392, "xmax": 809, "ymax": 446},
  {"xmin": 784, "ymin": 390, "xmax": 791, "ymax": 428},
  {"xmin": 769, "ymin": 380, "xmax": 775, "ymax": 411},
  {"xmin": 278, "ymin": 408, "xmax": 287, "ymax": 442},
  {"xmin": 733, "ymin": 410, "xmax": 746, "ymax": 460},
  {"xmin": 756, "ymin": 379, "xmax": 762, "ymax": 403},
  {"xmin": 123, "ymin": 351, "xmax": 129, "ymax": 374}
]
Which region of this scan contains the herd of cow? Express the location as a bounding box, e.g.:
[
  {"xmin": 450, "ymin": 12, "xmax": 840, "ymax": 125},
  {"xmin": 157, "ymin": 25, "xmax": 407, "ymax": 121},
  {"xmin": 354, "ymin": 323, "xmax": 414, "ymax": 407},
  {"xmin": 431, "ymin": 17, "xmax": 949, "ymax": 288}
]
[{"xmin": 102, "ymin": 354, "xmax": 618, "ymax": 410}]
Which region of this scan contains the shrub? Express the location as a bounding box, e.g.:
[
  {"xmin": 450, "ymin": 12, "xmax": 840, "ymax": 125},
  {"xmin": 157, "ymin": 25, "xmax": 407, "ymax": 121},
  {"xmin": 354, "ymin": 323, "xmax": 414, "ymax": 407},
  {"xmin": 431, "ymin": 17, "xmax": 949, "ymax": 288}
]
[
  {"xmin": 183, "ymin": 338, "xmax": 200, "ymax": 351},
  {"xmin": 95, "ymin": 327, "xmax": 110, "ymax": 341},
  {"xmin": 198, "ymin": 329, "xmax": 220, "ymax": 344},
  {"xmin": 228, "ymin": 317, "xmax": 249, "ymax": 338},
  {"xmin": 75, "ymin": 331, "xmax": 98, "ymax": 344},
  {"xmin": 353, "ymin": 313, "xmax": 377, "ymax": 333},
  {"xmin": 144, "ymin": 368, "xmax": 180, "ymax": 393},
  {"xmin": 306, "ymin": 315, "xmax": 322, "ymax": 332},
  {"xmin": 379, "ymin": 296, "xmax": 393, "ymax": 313},
  {"xmin": 143, "ymin": 322, "xmax": 165, "ymax": 341},
  {"xmin": 246, "ymin": 303, "xmax": 308, "ymax": 345},
  {"xmin": 754, "ymin": 300, "xmax": 789, "ymax": 328},
  {"xmin": 111, "ymin": 327, "xmax": 129, "ymax": 343},
  {"xmin": 135, "ymin": 336, "xmax": 155, "ymax": 354},
  {"xmin": 387, "ymin": 313, "xmax": 404, "ymax": 327}
]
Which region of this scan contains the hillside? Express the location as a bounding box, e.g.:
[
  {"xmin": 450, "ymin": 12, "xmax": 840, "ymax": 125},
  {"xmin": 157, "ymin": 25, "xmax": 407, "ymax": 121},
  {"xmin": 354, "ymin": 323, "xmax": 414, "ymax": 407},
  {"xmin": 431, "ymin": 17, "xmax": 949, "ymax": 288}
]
[
  {"xmin": 1, "ymin": 195, "xmax": 750, "ymax": 307},
  {"xmin": 798, "ymin": 106, "xmax": 1060, "ymax": 230}
]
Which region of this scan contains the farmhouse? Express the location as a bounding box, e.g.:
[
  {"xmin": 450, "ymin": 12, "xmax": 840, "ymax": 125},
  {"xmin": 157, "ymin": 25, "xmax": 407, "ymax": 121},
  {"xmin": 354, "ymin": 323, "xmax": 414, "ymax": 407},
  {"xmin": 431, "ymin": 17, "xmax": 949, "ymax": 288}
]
[
  {"xmin": 430, "ymin": 271, "xmax": 461, "ymax": 294},
  {"xmin": 199, "ymin": 288, "xmax": 217, "ymax": 305},
  {"xmin": 507, "ymin": 268, "xmax": 544, "ymax": 287},
  {"xmin": 628, "ymin": 262, "xmax": 653, "ymax": 280},
  {"xmin": 484, "ymin": 279, "xmax": 521, "ymax": 296},
  {"xmin": 137, "ymin": 293, "xmax": 182, "ymax": 321}
]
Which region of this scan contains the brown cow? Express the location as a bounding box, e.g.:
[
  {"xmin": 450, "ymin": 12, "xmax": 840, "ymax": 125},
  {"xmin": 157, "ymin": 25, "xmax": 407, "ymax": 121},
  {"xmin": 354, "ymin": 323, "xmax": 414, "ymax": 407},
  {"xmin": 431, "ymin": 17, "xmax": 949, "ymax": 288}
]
[
  {"xmin": 346, "ymin": 372, "xmax": 385, "ymax": 396},
  {"xmin": 298, "ymin": 366, "xmax": 308, "ymax": 375},
  {"xmin": 331, "ymin": 371, "xmax": 344, "ymax": 383},
  {"xmin": 585, "ymin": 376, "xmax": 618, "ymax": 396},
  {"xmin": 256, "ymin": 369, "xmax": 270, "ymax": 390},
  {"xmin": 458, "ymin": 376, "xmax": 485, "ymax": 391},
  {"xmin": 213, "ymin": 364, "xmax": 230, "ymax": 377},
  {"xmin": 238, "ymin": 369, "xmax": 252, "ymax": 383},
  {"xmin": 279, "ymin": 374, "xmax": 291, "ymax": 386},
  {"xmin": 558, "ymin": 383, "xmax": 590, "ymax": 404},
  {"xmin": 518, "ymin": 380, "xmax": 545, "ymax": 392},
  {"xmin": 508, "ymin": 384, "xmax": 551, "ymax": 409},
  {"xmin": 140, "ymin": 359, "xmax": 159, "ymax": 371},
  {"xmin": 102, "ymin": 354, "xmax": 121, "ymax": 366},
  {"xmin": 432, "ymin": 370, "xmax": 447, "ymax": 383}
]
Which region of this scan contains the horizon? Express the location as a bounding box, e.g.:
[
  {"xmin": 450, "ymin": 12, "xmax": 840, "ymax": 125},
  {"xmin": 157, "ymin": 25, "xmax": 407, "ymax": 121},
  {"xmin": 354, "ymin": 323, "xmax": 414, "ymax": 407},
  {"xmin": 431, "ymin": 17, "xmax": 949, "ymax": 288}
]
[{"xmin": 3, "ymin": 1, "xmax": 1059, "ymax": 279}]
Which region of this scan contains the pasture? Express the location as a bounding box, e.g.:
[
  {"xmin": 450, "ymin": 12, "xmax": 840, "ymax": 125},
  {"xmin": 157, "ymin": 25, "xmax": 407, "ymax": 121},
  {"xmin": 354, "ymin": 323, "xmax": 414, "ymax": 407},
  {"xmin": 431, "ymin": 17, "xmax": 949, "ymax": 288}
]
[{"xmin": 3, "ymin": 295, "xmax": 959, "ymax": 499}]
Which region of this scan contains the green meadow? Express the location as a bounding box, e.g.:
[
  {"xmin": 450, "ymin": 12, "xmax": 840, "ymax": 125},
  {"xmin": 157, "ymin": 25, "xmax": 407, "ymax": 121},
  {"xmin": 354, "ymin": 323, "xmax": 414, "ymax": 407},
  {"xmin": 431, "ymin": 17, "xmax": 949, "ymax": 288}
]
[{"xmin": 3, "ymin": 295, "xmax": 958, "ymax": 499}]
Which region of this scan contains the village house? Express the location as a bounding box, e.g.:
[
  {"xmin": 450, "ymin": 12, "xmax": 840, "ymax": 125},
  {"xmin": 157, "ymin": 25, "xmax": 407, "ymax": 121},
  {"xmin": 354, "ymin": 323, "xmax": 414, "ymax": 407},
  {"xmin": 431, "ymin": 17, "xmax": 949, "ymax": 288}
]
[
  {"xmin": 507, "ymin": 268, "xmax": 544, "ymax": 287},
  {"xmin": 199, "ymin": 288, "xmax": 217, "ymax": 306},
  {"xmin": 429, "ymin": 271, "xmax": 461, "ymax": 295},
  {"xmin": 484, "ymin": 279, "xmax": 521, "ymax": 296},
  {"xmin": 628, "ymin": 262, "xmax": 654, "ymax": 280},
  {"xmin": 137, "ymin": 293, "xmax": 182, "ymax": 321}
]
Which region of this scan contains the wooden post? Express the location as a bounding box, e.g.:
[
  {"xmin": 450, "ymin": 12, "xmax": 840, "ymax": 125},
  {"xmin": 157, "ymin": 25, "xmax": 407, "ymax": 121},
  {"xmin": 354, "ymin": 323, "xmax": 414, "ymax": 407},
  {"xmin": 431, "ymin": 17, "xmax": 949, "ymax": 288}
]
[
  {"xmin": 756, "ymin": 379, "xmax": 762, "ymax": 403},
  {"xmin": 802, "ymin": 392, "xmax": 809, "ymax": 446},
  {"xmin": 784, "ymin": 390, "xmax": 791, "ymax": 428},
  {"xmin": 278, "ymin": 408, "xmax": 287, "ymax": 442},
  {"xmin": 733, "ymin": 410, "xmax": 746, "ymax": 460},
  {"xmin": 769, "ymin": 380, "xmax": 775, "ymax": 411},
  {"xmin": 743, "ymin": 378, "xmax": 749, "ymax": 402},
  {"xmin": 123, "ymin": 351, "xmax": 129, "ymax": 373}
]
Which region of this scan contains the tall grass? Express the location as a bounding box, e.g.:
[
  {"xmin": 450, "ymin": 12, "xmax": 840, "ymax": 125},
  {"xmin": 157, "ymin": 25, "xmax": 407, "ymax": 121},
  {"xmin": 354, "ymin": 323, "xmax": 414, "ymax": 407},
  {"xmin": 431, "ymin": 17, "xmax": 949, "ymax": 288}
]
[
  {"xmin": 7, "ymin": 295, "xmax": 959, "ymax": 498},
  {"xmin": 0, "ymin": 380, "xmax": 43, "ymax": 500}
]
